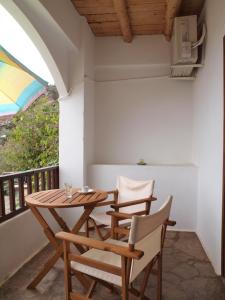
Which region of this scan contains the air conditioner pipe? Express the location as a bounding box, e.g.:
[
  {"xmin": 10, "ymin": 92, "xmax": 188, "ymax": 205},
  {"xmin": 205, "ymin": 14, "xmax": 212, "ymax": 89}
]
[{"xmin": 192, "ymin": 24, "xmax": 206, "ymax": 49}]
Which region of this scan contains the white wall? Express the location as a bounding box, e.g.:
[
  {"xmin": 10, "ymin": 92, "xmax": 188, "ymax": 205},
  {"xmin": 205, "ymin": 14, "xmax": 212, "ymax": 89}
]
[
  {"xmin": 94, "ymin": 35, "xmax": 194, "ymax": 165},
  {"xmin": 1, "ymin": 0, "xmax": 224, "ymax": 283},
  {"xmin": 95, "ymin": 78, "xmax": 193, "ymax": 164},
  {"xmin": 0, "ymin": 209, "xmax": 59, "ymax": 285},
  {"xmin": 192, "ymin": 0, "xmax": 225, "ymax": 274},
  {"xmin": 88, "ymin": 164, "xmax": 198, "ymax": 231},
  {"xmin": 0, "ymin": 0, "xmax": 95, "ymax": 284}
]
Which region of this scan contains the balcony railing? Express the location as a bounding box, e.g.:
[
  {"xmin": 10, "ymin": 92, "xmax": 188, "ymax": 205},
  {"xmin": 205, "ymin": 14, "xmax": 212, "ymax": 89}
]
[{"xmin": 0, "ymin": 165, "xmax": 59, "ymax": 223}]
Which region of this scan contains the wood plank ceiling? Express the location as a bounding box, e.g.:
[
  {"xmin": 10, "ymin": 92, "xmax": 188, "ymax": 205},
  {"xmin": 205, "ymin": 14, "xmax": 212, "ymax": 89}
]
[{"xmin": 71, "ymin": 0, "xmax": 205, "ymax": 42}]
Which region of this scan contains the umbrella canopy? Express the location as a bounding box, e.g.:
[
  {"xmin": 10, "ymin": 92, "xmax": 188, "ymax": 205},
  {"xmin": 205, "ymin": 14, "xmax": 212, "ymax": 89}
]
[{"xmin": 0, "ymin": 45, "xmax": 47, "ymax": 117}]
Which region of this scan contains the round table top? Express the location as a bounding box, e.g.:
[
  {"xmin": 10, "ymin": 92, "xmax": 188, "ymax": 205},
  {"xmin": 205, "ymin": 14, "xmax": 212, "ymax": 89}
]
[{"xmin": 25, "ymin": 188, "xmax": 108, "ymax": 208}]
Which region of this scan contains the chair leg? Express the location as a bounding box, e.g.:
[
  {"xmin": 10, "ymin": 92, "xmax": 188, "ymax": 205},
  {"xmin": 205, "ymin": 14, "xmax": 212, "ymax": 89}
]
[
  {"xmin": 102, "ymin": 229, "xmax": 111, "ymax": 240},
  {"xmin": 121, "ymin": 257, "xmax": 129, "ymax": 300},
  {"xmin": 63, "ymin": 241, "xmax": 72, "ymax": 300},
  {"xmin": 85, "ymin": 219, "xmax": 89, "ymax": 238},
  {"xmin": 86, "ymin": 280, "xmax": 97, "ymax": 298},
  {"xmin": 139, "ymin": 260, "xmax": 155, "ymax": 299},
  {"xmin": 157, "ymin": 252, "xmax": 162, "ymax": 300},
  {"xmin": 90, "ymin": 218, "xmax": 105, "ymax": 240}
]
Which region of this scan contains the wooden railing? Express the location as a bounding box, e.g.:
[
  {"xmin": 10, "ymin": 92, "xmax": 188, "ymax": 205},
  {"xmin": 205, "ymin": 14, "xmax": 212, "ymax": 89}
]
[{"xmin": 0, "ymin": 165, "xmax": 59, "ymax": 223}]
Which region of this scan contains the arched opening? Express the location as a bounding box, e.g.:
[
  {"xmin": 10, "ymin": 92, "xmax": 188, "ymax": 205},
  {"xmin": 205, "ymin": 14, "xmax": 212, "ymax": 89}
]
[{"xmin": 0, "ymin": 3, "xmax": 64, "ymax": 217}]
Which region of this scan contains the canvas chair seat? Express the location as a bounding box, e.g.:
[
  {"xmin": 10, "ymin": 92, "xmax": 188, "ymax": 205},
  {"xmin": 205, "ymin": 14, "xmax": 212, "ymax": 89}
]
[
  {"xmin": 57, "ymin": 196, "xmax": 173, "ymax": 300},
  {"xmin": 71, "ymin": 238, "xmax": 125, "ymax": 286},
  {"xmin": 71, "ymin": 224, "xmax": 162, "ymax": 287},
  {"xmin": 89, "ymin": 211, "xmax": 129, "ymax": 227},
  {"xmin": 87, "ymin": 177, "xmax": 155, "ymax": 240}
]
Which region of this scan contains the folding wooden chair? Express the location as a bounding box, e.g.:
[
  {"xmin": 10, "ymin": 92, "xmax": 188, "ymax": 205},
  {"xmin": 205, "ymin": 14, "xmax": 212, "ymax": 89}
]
[
  {"xmin": 56, "ymin": 196, "xmax": 173, "ymax": 300},
  {"xmin": 86, "ymin": 176, "xmax": 156, "ymax": 240}
]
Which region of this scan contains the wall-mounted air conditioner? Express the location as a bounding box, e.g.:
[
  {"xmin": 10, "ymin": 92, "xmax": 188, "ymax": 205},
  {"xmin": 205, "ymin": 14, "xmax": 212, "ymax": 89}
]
[{"xmin": 171, "ymin": 15, "xmax": 206, "ymax": 79}]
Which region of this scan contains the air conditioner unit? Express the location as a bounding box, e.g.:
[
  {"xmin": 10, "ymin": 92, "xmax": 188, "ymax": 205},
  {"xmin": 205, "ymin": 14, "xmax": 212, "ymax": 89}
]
[{"xmin": 171, "ymin": 15, "xmax": 205, "ymax": 78}]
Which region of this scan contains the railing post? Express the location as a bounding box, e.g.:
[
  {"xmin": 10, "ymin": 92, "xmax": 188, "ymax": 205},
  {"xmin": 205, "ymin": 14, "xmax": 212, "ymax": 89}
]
[
  {"xmin": 8, "ymin": 178, "xmax": 15, "ymax": 212},
  {"xmin": 0, "ymin": 165, "xmax": 59, "ymax": 223},
  {"xmin": 0, "ymin": 180, "xmax": 5, "ymax": 217},
  {"xmin": 18, "ymin": 177, "xmax": 25, "ymax": 208},
  {"xmin": 34, "ymin": 172, "xmax": 39, "ymax": 192},
  {"xmin": 41, "ymin": 171, "xmax": 46, "ymax": 190},
  {"xmin": 27, "ymin": 175, "xmax": 32, "ymax": 195}
]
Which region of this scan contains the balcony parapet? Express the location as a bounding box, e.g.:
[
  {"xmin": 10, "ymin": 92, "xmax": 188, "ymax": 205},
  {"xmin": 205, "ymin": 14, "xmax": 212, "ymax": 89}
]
[{"xmin": 0, "ymin": 165, "xmax": 59, "ymax": 223}]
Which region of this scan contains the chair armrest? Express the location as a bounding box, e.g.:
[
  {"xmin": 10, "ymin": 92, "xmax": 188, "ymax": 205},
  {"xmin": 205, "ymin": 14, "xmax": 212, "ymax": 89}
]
[
  {"xmin": 166, "ymin": 220, "xmax": 176, "ymax": 226},
  {"xmin": 107, "ymin": 190, "xmax": 117, "ymax": 195},
  {"xmin": 56, "ymin": 232, "xmax": 143, "ymax": 259},
  {"xmin": 95, "ymin": 200, "xmax": 116, "ymax": 207},
  {"xmin": 95, "ymin": 190, "xmax": 118, "ymax": 207},
  {"xmin": 111, "ymin": 196, "xmax": 157, "ymax": 209},
  {"xmin": 107, "ymin": 210, "xmax": 133, "ymax": 220}
]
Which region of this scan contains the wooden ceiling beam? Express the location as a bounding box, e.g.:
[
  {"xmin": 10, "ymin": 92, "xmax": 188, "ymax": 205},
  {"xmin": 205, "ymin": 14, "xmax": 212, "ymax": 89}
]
[
  {"xmin": 164, "ymin": 0, "xmax": 182, "ymax": 41},
  {"xmin": 112, "ymin": 0, "xmax": 133, "ymax": 43}
]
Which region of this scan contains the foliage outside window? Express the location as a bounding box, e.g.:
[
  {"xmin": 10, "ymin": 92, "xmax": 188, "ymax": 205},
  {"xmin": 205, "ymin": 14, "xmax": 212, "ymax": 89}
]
[{"xmin": 0, "ymin": 96, "xmax": 59, "ymax": 174}]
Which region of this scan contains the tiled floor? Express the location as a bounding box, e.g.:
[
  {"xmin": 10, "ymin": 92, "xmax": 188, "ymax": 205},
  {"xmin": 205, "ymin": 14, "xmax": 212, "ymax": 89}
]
[{"xmin": 1, "ymin": 231, "xmax": 225, "ymax": 300}]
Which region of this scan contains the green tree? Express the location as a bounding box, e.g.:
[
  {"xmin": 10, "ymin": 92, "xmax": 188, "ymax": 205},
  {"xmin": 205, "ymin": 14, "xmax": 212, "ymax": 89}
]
[{"xmin": 0, "ymin": 96, "xmax": 59, "ymax": 173}]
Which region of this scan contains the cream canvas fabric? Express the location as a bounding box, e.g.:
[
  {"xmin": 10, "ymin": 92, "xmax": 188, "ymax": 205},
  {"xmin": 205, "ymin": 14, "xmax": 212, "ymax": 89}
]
[
  {"xmin": 90, "ymin": 211, "xmax": 129, "ymax": 226},
  {"xmin": 71, "ymin": 197, "xmax": 172, "ymax": 287},
  {"xmin": 129, "ymin": 196, "xmax": 173, "ymax": 244},
  {"xmin": 117, "ymin": 176, "xmax": 154, "ymax": 213},
  {"xmin": 90, "ymin": 176, "xmax": 154, "ymax": 225},
  {"xmin": 129, "ymin": 225, "xmax": 162, "ymax": 282},
  {"xmin": 71, "ymin": 238, "xmax": 126, "ymax": 286}
]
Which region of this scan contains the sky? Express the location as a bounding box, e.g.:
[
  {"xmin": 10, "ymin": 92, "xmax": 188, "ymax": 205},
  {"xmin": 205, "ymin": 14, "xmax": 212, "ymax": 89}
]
[{"xmin": 0, "ymin": 4, "xmax": 54, "ymax": 84}]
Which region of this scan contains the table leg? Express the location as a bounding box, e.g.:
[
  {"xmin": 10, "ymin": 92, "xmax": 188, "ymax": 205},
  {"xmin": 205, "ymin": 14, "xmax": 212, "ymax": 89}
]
[
  {"xmin": 71, "ymin": 206, "xmax": 94, "ymax": 234},
  {"xmin": 27, "ymin": 205, "xmax": 95, "ymax": 289},
  {"xmin": 27, "ymin": 245, "xmax": 63, "ymax": 289},
  {"xmin": 29, "ymin": 206, "xmax": 59, "ymax": 250},
  {"xmin": 48, "ymin": 208, "xmax": 85, "ymax": 254},
  {"xmin": 27, "ymin": 206, "xmax": 63, "ymax": 289}
]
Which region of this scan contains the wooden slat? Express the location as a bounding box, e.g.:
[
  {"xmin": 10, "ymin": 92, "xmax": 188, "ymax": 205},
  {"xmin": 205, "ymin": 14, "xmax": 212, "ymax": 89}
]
[
  {"xmin": 47, "ymin": 170, "xmax": 51, "ymax": 189},
  {"xmin": 0, "ymin": 181, "xmax": 5, "ymax": 217},
  {"xmin": 8, "ymin": 178, "xmax": 15, "ymax": 212},
  {"xmin": 41, "ymin": 171, "xmax": 46, "ymax": 191},
  {"xmin": 95, "ymin": 32, "xmax": 121, "ymax": 37},
  {"xmin": 34, "ymin": 173, "xmax": 39, "ymax": 192},
  {"xmin": 54, "ymin": 168, "xmax": 59, "ymax": 189},
  {"xmin": 32, "ymin": 190, "xmax": 51, "ymax": 200},
  {"xmin": 113, "ymin": 0, "xmax": 133, "ymax": 42},
  {"xmin": 132, "ymin": 24, "xmax": 164, "ymax": 34},
  {"xmin": 27, "ymin": 175, "xmax": 32, "ymax": 195},
  {"xmin": 129, "ymin": 12, "xmax": 165, "ymax": 25},
  {"xmin": 69, "ymin": 253, "xmax": 122, "ymax": 275},
  {"xmin": 86, "ymin": 13, "xmax": 118, "ymax": 23},
  {"xmin": 128, "ymin": 0, "xmax": 165, "ymax": 4},
  {"xmin": 18, "ymin": 177, "xmax": 25, "ymax": 208},
  {"xmin": 75, "ymin": 6, "xmax": 115, "ymax": 15},
  {"xmin": 56, "ymin": 232, "xmax": 144, "ymax": 259},
  {"xmin": 128, "ymin": 3, "xmax": 166, "ymax": 12},
  {"xmin": 0, "ymin": 166, "xmax": 59, "ymax": 223},
  {"xmin": 39, "ymin": 190, "xmax": 64, "ymax": 203},
  {"xmin": 164, "ymin": 0, "xmax": 182, "ymax": 40},
  {"xmin": 73, "ymin": 0, "xmax": 112, "ymax": 8},
  {"xmin": 89, "ymin": 22, "xmax": 121, "ymax": 35},
  {"xmin": 63, "ymin": 192, "xmax": 80, "ymax": 203}
]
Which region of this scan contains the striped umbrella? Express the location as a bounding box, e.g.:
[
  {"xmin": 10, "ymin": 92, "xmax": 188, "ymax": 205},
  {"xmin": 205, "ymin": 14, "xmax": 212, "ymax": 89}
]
[{"xmin": 0, "ymin": 45, "xmax": 47, "ymax": 117}]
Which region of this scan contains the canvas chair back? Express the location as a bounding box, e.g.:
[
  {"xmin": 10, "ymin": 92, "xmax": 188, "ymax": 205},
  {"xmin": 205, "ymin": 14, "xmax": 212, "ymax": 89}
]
[
  {"xmin": 117, "ymin": 176, "xmax": 154, "ymax": 213},
  {"xmin": 128, "ymin": 196, "xmax": 172, "ymax": 283}
]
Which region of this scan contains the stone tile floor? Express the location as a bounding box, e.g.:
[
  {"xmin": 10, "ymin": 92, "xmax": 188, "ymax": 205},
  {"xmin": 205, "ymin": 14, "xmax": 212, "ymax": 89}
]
[{"xmin": 1, "ymin": 231, "xmax": 225, "ymax": 300}]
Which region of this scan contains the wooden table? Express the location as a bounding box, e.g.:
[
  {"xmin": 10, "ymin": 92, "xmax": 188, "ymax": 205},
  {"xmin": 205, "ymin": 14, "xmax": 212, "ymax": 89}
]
[{"xmin": 25, "ymin": 188, "xmax": 108, "ymax": 289}]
